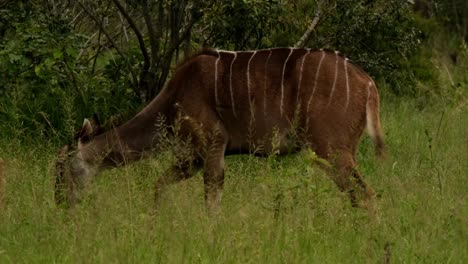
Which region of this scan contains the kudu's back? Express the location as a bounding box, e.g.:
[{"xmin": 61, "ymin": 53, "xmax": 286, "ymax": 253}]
[{"xmin": 170, "ymin": 48, "xmax": 383, "ymax": 156}]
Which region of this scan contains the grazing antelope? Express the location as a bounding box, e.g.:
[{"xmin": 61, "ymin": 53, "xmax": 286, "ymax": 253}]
[{"xmin": 55, "ymin": 48, "xmax": 384, "ymax": 213}]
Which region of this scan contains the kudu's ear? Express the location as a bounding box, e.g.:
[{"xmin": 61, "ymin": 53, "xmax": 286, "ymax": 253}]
[
  {"xmin": 77, "ymin": 118, "xmax": 95, "ymax": 148},
  {"xmin": 75, "ymin": 114, "xmax": 104, "ymax": 148},
  {"xmin": 81, "ymin": 118, "xmax": 94, "ymax": 137},
  {"xmin": 90, "ymin": 113, "xmax": 102, "ymax": 133}
]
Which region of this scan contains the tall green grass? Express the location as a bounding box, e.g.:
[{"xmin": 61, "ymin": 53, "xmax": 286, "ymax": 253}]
[{"xmin": 0, "ymin": 95, "xmax": 466, "ymax": 263}]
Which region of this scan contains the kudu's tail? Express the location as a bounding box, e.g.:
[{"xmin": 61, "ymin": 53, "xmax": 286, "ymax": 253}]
[{"xmin": 366, "ymin": 82, "xmax": 385, "ymax": 158}]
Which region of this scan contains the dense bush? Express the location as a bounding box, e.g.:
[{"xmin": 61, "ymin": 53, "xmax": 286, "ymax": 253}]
[
  {"xmin": 312, "ymin": 0, "xmax": 426, "ymax": 95},
  {"xmin": 434, "ymin": 0, "xmax": 468, "ymax": 42},
  {"xmin": 0, "ymin": 1, "xmax": 140, "ymax": 141},
  {"xmin": 0, "ymin": 0, "xmax": 465, "ymax": 142},
  {"xmin": 198, "ymin": 0, "xmax": 429, "ymax": 95}
]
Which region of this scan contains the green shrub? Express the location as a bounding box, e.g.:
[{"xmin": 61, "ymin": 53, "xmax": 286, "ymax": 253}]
[{"xmin": 0, "ymin": 1, "xmax": 140, "ymax": 141}]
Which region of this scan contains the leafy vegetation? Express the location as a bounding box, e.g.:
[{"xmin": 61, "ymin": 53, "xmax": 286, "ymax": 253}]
[{"xmin": 2, "ymin": 0, "xmax": 466, "ymax": 140}]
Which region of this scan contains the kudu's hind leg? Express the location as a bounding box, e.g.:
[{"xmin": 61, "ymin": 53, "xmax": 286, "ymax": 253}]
[
  {"xmin": 311, "ymin": 146, "xmax": 376, "ymax": 211},
  {"xmin": 331, "ymin": 151, "xmax": 376, "ymax": 210}
]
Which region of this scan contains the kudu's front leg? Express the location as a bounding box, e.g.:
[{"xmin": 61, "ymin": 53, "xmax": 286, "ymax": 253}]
[
  {"xmin": 154, "ymin": 159, "xmax": 200, "ymax": 210},
  {"xmin": 202, "ymin": 128, "xmax": 228, "ymax": 215}
]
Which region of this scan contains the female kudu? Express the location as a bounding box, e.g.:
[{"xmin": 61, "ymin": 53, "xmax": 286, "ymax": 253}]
[{"xmin": 55, "ymin": 48, "xmax": 384, "ymax": 213}]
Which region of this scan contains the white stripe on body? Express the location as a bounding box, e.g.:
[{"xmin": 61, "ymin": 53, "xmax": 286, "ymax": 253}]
[
  {"xmin": 306, "ymin": 50, "xmax": 326, "ymax": 114},
  {"xmin": 229, "ymin": 52, "xmax": 238, "ymax": 117},
  {"xmin": 214, "ymin": 51, "xmax": 221, "ymax": 106},
  {"xmin": 280, "ymin": 48, "xmax": 294, "ymax": 116},
  {"xmin": 263, "ymin": 49, "xmax": 273, "ymax": 114},
  {"xmin": 247, "ymin": 51, "xmax": 257, "ymax": 103},
  {"xmin": 344, "ymin": 58, "xmax": 350, "ymax": 110},
  {"xmin": 221, "ymin": 50, "xmax": 237, "ymax": 54},
  {"xmin": 297, "ymin": 49, "xmax": 311, "ymax": 104},
  {"xmin": 327, "ymin": 51, "xmax": 340, "ymax": 106}
]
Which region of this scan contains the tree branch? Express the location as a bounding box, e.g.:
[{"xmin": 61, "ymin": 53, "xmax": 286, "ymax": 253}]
[
  {"xmin": 77, "ymin": 1, "xmax": 141, "ymax": 98},
  {"xmin": 117, "ymin": 11, "xmax": 129, "ymax": 44},
  {"xmin": 295, "ymin": 0, "xmax": 324, "ymax": 48},
  {"xmin": 166, "ymin": 13, "xmax": 198, "ymax": 62},
  {"xmin": 111, "ymin": 0, "xmax": 154, "ymax": 101},
  {"xmin": 111, "ymin": 0, "xmax": 150, "ymax": 69},
  {"xmin": 152, "ymin": 13, "xmax": 198, "ymax": 98},
  {"xmin": 77, "ymin": 1, "xmax": 125, "ymax": 58},
  {"xmin": 141, "ymin": 0, "xmax": 161, "ymax": 66}
]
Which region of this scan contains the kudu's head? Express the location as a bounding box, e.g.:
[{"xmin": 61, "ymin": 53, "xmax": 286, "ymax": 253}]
[{"xmin": 54, "ymin": 115, "xmax": 104, "ymax": 207}]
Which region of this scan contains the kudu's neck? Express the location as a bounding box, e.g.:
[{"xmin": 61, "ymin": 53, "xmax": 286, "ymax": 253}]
[{"xmin": 80, "ymin": 85, "xmax": 177, "ymax": 167}]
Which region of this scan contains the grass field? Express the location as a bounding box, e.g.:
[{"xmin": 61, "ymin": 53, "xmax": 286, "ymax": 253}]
[{"xmin": 0, "ymin": 95, "xmax": 466, "ymax": 263}]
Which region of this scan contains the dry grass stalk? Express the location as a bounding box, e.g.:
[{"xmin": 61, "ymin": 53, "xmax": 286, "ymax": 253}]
[{"xmin": 0, "ymin": 158, "xmax": 5, "ymax": 208}]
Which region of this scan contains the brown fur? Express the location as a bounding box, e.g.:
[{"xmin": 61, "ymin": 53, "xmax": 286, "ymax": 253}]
[{"xmin": 55, "ymin": 48, "xmax": 385, "ymax": 213}]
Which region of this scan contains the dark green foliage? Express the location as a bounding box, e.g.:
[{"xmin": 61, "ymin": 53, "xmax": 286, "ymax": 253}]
[
  {"xmin": 199, "ymin": 0, "xmax": 430, "ymax": 96},
  {"xmin": 198, "ymin": 0, "xmax": 317, "ymax": 49},
  {"xmin": 0, "ymin": 1, "xmax": 140, "ymax": 141},
  {"xmin": 199, "ymin": 0, "xmax": 286, "ymax": 49},
  {"xmin": 311, "ymin": 0, "xmax": 426, "ymax": 95},
  {"xmin": 0, "ymin": 2, "xmax": 78, "ymax": 139},
  {"xmin": 0, "ymin": 0, "xmax": 465, "ymax": 142},
  {"xmin": 434, "ymin": 0, "xmax": 468, "ymax": 41}
]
